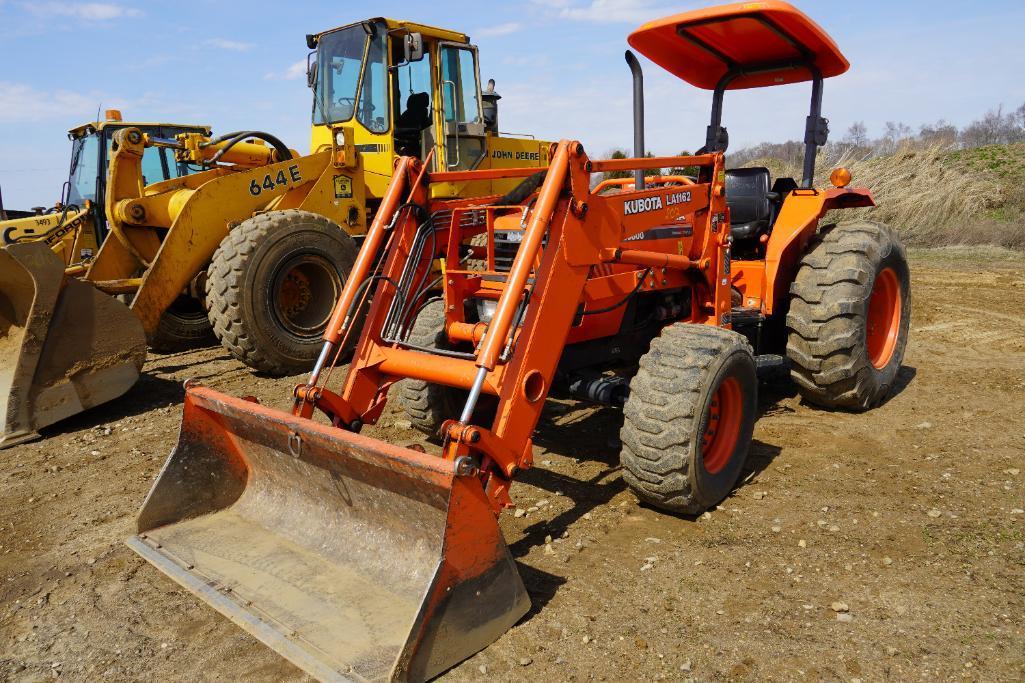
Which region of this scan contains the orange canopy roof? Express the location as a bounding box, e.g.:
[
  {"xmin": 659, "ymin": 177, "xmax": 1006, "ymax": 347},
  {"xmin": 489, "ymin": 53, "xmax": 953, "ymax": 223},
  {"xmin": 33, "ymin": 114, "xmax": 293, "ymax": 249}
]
[{"xmin": 627, "ymin": 1, "xmax": 849, "ymax": 90}]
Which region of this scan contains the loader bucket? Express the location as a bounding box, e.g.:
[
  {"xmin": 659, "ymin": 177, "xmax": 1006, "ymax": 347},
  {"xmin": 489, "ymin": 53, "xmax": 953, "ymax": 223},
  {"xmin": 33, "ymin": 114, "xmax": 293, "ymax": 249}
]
[
  {"xmin": 127, "ymin": 384, "xmax": 530, "ymax": 682},
  {"xmin": 0, "ymin": 242, "xmax": 147, "ymax": 448}
]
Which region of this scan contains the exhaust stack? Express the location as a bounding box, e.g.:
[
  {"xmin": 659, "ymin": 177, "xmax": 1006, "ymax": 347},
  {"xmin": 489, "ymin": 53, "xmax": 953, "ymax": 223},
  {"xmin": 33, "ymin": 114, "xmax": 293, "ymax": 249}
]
[{"xmin": 625, "ymin": 50, "xmax": 645, "ymax": 190}]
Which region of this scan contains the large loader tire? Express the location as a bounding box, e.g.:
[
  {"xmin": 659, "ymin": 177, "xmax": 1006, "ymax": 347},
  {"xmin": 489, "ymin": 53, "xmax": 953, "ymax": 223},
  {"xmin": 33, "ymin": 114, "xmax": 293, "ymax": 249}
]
[
  {"xmin": 206, "ymin": 209, "xmax": 358, "ymax": 375},
  {"xmin": 149, "ymin": 295, "xmax": 214, "ymax": 353},
  {"xmin": 786, "ymin": 220, "xmax": 910, "ymax": 411},
  {"xmin": 620, "ymin": 324, "xmax": 757, "ymax": 514},
  {"xmin": 397, "ymin": 299, "xmax": 496, "ymax": 437}
]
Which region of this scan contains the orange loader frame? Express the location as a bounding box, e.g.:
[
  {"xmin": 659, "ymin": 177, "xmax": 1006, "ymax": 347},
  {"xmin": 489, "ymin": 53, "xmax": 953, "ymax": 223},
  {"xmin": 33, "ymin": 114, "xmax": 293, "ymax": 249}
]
[{"xmin": 292, "ymin": 137, "xmax": 872, "ymax": 514}]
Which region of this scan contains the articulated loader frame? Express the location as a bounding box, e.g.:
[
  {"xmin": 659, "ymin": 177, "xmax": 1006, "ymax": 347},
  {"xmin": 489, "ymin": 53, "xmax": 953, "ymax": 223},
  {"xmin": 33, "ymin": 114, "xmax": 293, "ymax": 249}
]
[{"xmin": 96, "ymin": 127, "xmax": 363, "ymax": 338}]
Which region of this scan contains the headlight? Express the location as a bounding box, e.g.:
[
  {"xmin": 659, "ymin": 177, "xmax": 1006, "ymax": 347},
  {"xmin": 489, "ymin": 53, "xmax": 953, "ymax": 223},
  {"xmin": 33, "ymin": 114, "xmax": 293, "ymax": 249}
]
[{"xmin": 476, "ymin": 299, "xmax": 497, "ymax": 323}]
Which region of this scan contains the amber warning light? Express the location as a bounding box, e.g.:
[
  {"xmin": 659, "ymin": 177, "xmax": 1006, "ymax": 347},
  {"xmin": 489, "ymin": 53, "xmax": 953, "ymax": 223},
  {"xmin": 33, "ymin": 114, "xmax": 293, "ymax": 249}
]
[{"xmin": 830, "ymin": 167, "xmax": 852, "ymax": 188}]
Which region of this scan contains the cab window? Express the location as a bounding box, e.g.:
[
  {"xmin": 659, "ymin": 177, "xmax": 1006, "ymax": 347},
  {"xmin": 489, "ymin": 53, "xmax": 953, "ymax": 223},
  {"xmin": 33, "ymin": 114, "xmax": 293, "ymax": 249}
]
[
  {"xmin": 140, "ymin": 147, "xmax": 165, "ymax": 187},
  {"xmin": 440, "ymin": 46, "xmax": 481, "ymax": 125},
  {"xmin": 440, "ymin": 45, "xmax": 485, "ymax": 170},
  {"xmin": 67, "ymin": 134, "xmax": 100, "ymax": 204},
  {"xmin": 394, "ymin": 52, "xmax": 434, "ymax": 157},
  {"xmin": 313, "ymin": 25, "xmax": 368, "ymax": 125},
  {"xmin": 357, "ymin": 26, "xmax": 389, "ymax": 133}
]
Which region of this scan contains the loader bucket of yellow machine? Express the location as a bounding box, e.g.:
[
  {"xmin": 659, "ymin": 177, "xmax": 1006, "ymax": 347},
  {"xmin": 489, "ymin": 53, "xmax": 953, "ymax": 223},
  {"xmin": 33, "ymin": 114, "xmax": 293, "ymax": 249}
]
[
  {"xmin": 0, "ymin": 242, "xmax": 146, "ymax": 448},
  {"xmin": 127, "ymin": 383, "xmax": 529, "ymax": 682}
]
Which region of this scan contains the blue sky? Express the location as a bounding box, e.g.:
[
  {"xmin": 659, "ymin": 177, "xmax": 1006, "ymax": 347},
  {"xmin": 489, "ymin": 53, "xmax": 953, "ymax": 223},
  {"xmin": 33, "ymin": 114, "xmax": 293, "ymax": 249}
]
[{"xmin": 2, "ymin": 0, "xmax": 1023, "ymax": 207}]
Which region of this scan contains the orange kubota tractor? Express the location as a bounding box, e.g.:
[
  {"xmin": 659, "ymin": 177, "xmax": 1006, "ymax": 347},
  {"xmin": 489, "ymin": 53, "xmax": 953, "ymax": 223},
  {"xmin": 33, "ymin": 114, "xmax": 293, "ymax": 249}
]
[{"xmin": 128, "ymin": 2, "xmax": 910, "ymax": 680}]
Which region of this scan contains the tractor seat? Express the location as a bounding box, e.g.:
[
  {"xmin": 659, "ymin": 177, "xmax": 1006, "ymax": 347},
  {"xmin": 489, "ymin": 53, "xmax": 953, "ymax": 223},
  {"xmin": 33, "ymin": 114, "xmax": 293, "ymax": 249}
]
[{"xmin": 725, "ymin": 167, "xmax": 773, "ymax": 241}]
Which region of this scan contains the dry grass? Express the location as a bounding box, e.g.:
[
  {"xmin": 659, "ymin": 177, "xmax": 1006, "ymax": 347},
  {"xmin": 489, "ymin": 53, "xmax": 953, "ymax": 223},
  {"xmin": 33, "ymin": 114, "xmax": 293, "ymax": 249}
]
[{"xmin": 748, "ymin": 143, "xmax": 1025, "ymax": 248}]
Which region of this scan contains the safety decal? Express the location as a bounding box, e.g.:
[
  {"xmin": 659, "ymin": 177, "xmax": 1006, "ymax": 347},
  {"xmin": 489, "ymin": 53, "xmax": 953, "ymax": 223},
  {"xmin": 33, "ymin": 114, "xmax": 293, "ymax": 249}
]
[{"xmin": 333, "ymin": 175, "xmax": 354, "ymax": 199}]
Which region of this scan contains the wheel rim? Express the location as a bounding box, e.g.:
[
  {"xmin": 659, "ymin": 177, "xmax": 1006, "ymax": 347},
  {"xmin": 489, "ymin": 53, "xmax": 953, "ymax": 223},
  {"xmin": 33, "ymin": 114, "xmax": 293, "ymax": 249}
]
[
  {"xmin": 271, "ymin": 255, "xmax": 342, "ymax": 338},
  {"xmin": 700, "ymin": 376, "xmax": 743, "ymax": 475},
  {"xmin": 866, "ymin": 267, "xmax": 902, "ymax": 369}
]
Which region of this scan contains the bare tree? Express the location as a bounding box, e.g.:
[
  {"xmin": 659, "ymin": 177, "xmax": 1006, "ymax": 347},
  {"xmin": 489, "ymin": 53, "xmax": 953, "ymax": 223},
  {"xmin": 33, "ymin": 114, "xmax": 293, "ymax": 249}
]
[
  {"xmin": 918, "ymin": 120, "xmax": 958, "ymax": 146},
  {"xmin": 959, "ymin": 105, "xmax": 1025, "ymax": 147},
  {"xmin": 843, "ymin": 121, "xmax": 868, "ymax": 147}
]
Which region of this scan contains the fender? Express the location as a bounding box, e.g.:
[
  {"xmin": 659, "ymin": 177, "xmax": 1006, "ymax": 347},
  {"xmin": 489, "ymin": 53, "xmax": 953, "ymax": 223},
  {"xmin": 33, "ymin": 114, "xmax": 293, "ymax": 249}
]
[{"xmin": 761, "ymin": 186, "xmax": 875, "ymax": 314}]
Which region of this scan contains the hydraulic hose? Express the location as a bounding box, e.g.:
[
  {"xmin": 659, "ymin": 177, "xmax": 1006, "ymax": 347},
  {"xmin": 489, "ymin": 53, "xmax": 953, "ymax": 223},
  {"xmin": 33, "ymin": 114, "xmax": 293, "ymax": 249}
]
[{"xmin": 204, "ymin": 131, "xmax": 293, "ymax": 164}]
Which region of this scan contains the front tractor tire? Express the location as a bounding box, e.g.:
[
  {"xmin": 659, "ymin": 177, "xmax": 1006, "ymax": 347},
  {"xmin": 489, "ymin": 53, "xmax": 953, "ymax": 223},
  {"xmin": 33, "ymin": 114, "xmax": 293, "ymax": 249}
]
[
  {"xmin": 620, "ymin": 324, "xmax": 758, "ymax": 514},
  {"xmin": 786, "ymin": 220, "xmax": 911, "ymax": 411},
  {"xmin": 206, "ymin": 209, "xmax": 358, "ymax": 375},
  {"xmin": 398, "ymin": 299, "xmax": 464, "ymax": 436}
]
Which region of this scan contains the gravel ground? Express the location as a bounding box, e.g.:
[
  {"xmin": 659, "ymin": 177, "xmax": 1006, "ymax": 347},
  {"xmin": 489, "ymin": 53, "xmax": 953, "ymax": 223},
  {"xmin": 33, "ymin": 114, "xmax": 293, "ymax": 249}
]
[{"xmin": 2, "ymin": 247, "xmax": 1024, "ymax": 682}]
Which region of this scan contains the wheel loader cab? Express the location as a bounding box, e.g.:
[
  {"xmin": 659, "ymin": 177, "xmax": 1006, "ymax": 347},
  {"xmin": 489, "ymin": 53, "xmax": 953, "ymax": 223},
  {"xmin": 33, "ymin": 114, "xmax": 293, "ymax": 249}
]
[{"xmin": 308, "ymin": 18, "xmax": 550, "ymax": 201}]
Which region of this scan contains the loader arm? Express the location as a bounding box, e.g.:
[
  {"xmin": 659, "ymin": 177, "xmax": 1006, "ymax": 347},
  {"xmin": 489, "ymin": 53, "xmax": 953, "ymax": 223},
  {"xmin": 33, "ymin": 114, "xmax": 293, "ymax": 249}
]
[
  {"xmin": 98, "ymin": 128, "xmax": 334, "ymax": 336},
  {"xmin": 297, "ymin": 141, "xmax": 729, "ymax": 511},
  {"xmin": 128, "ymin": 141, "xmax": 730, "ymax": 680}
]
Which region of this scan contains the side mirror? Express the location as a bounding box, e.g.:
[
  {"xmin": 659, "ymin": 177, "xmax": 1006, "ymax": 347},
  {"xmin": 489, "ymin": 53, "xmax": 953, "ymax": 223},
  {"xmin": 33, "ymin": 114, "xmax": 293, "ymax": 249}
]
[
  {"xmin": 306, "ymin": 52, "xmax": 317, "ymax": 89},
  {"xmin": 404, "ymin": 33, "xmax": 425, "ymax": 63}
]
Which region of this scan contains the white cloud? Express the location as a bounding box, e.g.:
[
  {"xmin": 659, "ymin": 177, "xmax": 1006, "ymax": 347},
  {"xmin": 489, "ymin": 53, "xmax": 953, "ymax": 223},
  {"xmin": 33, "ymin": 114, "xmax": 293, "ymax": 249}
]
[
  {"xmin": 0, "ymin": 81, "xmax": 100, "ymax": 123},
  {"xmin": 264, "ymin": 59, "xmax": 308, "ymax": 81},
  {"xmin": 475, "ymin": 22, "xmax": 523, "ymax": 38},
  {"xmin": 205, "ymin": 38, "xmax": 254, "ymax": 52},
  {"xmin": 26, "ymin": 2, "xmax": 141, "ymax": 21},
  {"xmin": 531, "ymin": 0, "xmax": 683, "ymax": 24}
]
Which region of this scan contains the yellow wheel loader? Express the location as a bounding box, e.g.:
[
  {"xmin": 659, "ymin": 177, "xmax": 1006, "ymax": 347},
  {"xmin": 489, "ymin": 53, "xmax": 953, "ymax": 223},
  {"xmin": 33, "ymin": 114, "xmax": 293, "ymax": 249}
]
[
  {"xmin": 0, "ymin": 17, "xmax": 550, "ymax": 449},
  {"xmin": 0, "ymin": 112, "xmax": 210, "ymax": 269}
]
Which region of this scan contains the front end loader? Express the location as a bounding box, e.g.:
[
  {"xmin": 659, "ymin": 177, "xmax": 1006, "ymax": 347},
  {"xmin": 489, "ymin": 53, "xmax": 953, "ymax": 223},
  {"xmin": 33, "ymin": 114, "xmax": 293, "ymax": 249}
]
[
  {"xmin": 0, "ymin": 113, "xmax": 210, "ymax": 448},
  {"xmin": 0, "ymin": 17, "xmax": 550, "ymax": 448},
  {"xmin": 130, "ymin": 3, "xmax": 911, "ymax": 680},
  {"xmin": 1, "ymin": 111, "xmax": 210, "ymax": 269}
]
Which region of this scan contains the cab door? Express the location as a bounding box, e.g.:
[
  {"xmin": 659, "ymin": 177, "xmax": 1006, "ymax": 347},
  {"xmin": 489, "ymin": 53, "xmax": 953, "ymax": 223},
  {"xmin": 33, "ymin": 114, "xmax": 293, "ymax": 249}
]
[{"xmin": 437, "ymin": 42, "xmax": 487, "ymax": 172}]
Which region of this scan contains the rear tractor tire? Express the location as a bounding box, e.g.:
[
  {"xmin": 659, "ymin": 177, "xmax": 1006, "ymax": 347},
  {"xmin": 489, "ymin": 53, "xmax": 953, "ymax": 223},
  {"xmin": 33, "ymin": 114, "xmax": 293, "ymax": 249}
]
[
  {"xmin": 786, "ymin": 220, "xmax": 910, "ymax": 410},
  {"xmin": 620, "ymin": 324, "xmax": 758, "ymax": 514},
  {"xmin": 206, "ymin": 209, "xmax": 359, "ymax": 376}
]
